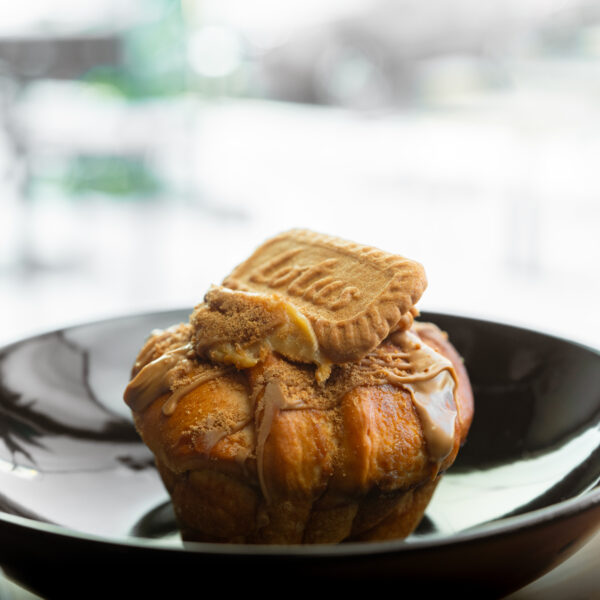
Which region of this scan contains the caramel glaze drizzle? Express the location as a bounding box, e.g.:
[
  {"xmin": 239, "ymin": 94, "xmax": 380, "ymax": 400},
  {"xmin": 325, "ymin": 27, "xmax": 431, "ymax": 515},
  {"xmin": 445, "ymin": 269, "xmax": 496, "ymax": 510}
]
[
  {"xmin": 124, "ymin": 341, "xmax": 233, "ymax": 416},
  {"xmin": 251, "ymin": 328, "xmax": 458, "ymax": 503},
  {"xmin": 125, "ymin": 322, "xmax": 459, "ymax": 502},
  {"xmin": 161, "ymin": 367, "xmax": 233, "ymax": 415},
  {"xmin": 255, "ymin": 381, "xmax": 304, "ymax": 504},
  {"xmin": 124, "ymin": 343, "xmax": 194, "ymax": 413},
  {"xmin": 384, "ymin": 328, "xmax": 458, "ymax": 464}
]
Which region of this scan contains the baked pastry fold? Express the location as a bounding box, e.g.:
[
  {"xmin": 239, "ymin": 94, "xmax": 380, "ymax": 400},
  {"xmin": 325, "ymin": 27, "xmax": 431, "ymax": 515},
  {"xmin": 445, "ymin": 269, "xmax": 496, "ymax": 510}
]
[{"xmin": 124, "ymin": 231, "xmax": 473, "ymax": 544}]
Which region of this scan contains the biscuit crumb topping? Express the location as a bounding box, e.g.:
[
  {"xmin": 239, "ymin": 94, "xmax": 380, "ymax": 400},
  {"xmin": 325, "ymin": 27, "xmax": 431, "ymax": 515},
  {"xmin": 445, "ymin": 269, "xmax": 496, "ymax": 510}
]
[
  {"xmin": 191, "ymin": 285, "xmax": 332, "ymax": 382},
  {"xmin": 123, "ymin": 230, "xmax": 460, "ymax": 467}
]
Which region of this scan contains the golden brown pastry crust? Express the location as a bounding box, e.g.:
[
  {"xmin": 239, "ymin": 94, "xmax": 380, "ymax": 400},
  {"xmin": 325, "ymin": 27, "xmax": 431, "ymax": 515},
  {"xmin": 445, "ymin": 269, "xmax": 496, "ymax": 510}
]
[{"xmin": 130, "ymin": 322, "xmax": 473, "ymax": 544}]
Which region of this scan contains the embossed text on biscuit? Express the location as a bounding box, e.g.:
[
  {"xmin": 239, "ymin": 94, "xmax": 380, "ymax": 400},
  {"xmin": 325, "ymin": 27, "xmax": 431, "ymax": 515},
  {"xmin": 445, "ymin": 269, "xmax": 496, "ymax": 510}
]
[{"xmin": 249, "ymin": 250, "xmax": 361, "ymax": 311}]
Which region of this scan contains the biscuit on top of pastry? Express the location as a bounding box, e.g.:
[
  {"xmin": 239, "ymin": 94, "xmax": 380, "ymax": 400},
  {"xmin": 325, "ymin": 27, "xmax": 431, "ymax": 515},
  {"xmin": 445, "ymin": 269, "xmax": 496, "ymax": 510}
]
[{"xmin": 123, "ymin": 230, "xmax": 473, "ymax": 544}]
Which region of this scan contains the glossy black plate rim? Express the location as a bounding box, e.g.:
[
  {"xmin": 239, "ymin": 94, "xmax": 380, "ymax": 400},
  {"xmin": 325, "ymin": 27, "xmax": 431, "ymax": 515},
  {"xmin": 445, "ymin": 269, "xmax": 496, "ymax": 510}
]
[
  {"xmin": 0, "ymin": 309, "xmax": 599, "ymax": 558},
  {"xmin": 0, "ymin": 474, "xmax": 599, "ymax": 558}
]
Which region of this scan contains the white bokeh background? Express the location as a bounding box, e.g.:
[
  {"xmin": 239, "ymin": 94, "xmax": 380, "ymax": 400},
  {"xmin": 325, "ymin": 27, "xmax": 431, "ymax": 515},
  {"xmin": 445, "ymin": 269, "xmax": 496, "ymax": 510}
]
[
  {"xmin": 1, "ymin": 2, "xmax": 600, "ymax": 598},
  {"xmin": 1, "ymin": 94, "xmax": 598, "ymax": 349}
]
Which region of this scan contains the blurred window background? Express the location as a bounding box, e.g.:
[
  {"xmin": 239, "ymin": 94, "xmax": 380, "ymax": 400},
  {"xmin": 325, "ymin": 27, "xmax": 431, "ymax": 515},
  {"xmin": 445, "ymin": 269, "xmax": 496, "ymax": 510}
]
[{"xmin": 1, "ymin": 0, "xmax": 599, "ymax": 351}]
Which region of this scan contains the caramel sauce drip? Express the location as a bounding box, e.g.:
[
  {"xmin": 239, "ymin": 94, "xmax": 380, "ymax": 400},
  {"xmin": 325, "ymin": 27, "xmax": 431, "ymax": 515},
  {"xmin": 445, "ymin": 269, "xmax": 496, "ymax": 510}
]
[
  {"xmin": 124, "ymin": 289, "xmax": 458, "ymax": 469},
  {"xmin": 255, "ymin": 381, "xmax": 305, "ymax": 503},
  {"xmin": 161, "ymin": 367, "xmax": 232, "ymax": 416},
  {"xmin": 381, "ymin": 328, "xmax": 457, "ymax": 463},
  {"xmin": 124, "ymin": 343, "xmax": 194, "ymax": 412},
  {"xmin": 123, "ymin": 332, "xmax": 234, "ymax": 417}
]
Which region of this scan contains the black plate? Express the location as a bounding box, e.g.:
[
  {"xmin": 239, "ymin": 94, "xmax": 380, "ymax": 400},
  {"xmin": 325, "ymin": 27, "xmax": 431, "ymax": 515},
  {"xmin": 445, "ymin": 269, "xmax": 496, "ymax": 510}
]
[{"xmin": 1, "ymin": 310, "xmax": 599, "ymax": 599}]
